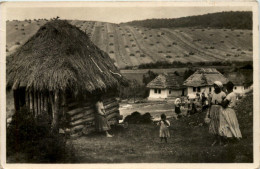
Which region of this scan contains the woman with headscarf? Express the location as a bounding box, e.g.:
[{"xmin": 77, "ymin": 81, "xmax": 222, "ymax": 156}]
[
  {"xmin": 207, "ymin": 81, "xmax": 226, "ymax": 146},
  {"xmin": 219, "ymin": 81, "xmax": 242, "ymax": 143},
  {"xmin": 95, "ymin": 96, "xmax": 113, "ymax": 137}
]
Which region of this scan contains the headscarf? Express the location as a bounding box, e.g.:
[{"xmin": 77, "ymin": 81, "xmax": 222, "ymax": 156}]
[{"xmin": 213, "ymin": 81, "xmax": 223, "ymax": 89}]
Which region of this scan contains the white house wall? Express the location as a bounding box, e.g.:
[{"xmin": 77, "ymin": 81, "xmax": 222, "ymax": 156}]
[
  {"xmin": 187, "ymin": 86, "xmax": 214, "ymax": 98},
  {"xmin": 148, "ymin": 88, "xmax": 186, "ymax": 100}
]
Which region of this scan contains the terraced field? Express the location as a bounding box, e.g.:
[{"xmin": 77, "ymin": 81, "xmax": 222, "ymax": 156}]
[{"xmin": 6, "ymin": 20, "xmax": 253, "ymax": 68}]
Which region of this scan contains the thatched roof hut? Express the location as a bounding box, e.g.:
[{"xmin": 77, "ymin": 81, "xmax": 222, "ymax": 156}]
[
  {"xmin": 6, "ymin": 20, "xmax": 126, "ymax": 135},
  {"xmin": 147, "ymin": 73, "xmax": 184, "ymax": 89},
  {"xmin": 7, "ymin": 20, "xmax": 124, "ymax": 93},
  {"xmin": 183, "ymin": 68, "xmax": 228, "ymax": 87}
]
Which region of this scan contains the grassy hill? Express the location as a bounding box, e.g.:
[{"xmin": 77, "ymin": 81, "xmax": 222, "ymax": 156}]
[
  {"xmin": 6, "ymin": 17, "xmax": 253, "ymax": 69},
  {"xmin": 123, "ymin": 11, "xmax": 252, "ymax": 29}
]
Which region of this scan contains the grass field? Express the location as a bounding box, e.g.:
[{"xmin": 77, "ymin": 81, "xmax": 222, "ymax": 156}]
[
  {"xmin": 67, "ymin": 92, "xmax": 253, "ymax": 163},
  {"xmin": 6, "ymin": 20, "xmax": 253, "ymax": 68}
]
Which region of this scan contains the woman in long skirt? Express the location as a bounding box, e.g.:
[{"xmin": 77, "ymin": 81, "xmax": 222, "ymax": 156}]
[
  {"xmin": 219, "ymin": 81, "xmax": 242, "ymax": 142},
  {"xmin": 208, "ymin": 81, "xmax": 226, "ymax": 146},
  {"xmin": 95, "ymin": 96, "xmax": 113, "ymax": 137}
]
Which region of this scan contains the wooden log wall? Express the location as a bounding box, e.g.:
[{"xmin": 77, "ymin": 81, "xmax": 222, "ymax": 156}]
[{"xmin": 66, "ymin": 97, "xmax": 121, "ymax": 138}]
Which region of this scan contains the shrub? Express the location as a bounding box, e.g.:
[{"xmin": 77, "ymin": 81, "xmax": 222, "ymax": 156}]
[
  {"xmin": 150, "ymin": 44, "xmax": 154, "ymax": 46},
  {"xmin": 225, "ymin": 36, "xmax": 229, "ymax": 38},
  {"xmin": 122, "ymin": 33, "xmax": 125, "ymax": 36},
  {"xmin": 109, "ymin": 35, "xmax": 113, "ymax": 37},
  {"xmin": 189, "ymin": 52, "xmax": 195, "ymax": 55},
  {"xmin": 167, "ymin": 45, "xmax": 171, "ymax": 47},
  {"xmin": 176, "ymin": 55, "xmax": 180, "ymax": 58},
  {"xmin": 172, "ymin": 42, "xmax": 177, "ymax": 45},
  {"xmin": 204, "ymin": 47, "xmax": 208, "ymax": 49},
  {"xmin": 210, "ymin": 34, "xmax": 214, "ymax": 36},
  {"xmin": 184, "ymin": 54, "xmax": 189, "ymax": 57},
  {"xmin": 156, "ymin": 41, "xmax": 160, "ymax": 44},
  {"xmin": 132, "ymin": 44, "xmax": 136, "ymax": 47},
  {"xmin": 210, "ymin": 46, "xmax": 215, "ymax": 49},
  {"xmin": 231, "ymin": 47, "xmax": 236, "ymax": 49},
  {"xmin": 22, "ymin": 33, "xmax": 26, "ymax": 35},
  {"xmin": 226, "ymin": 54, "xmax": 231, "ymax": 56},
  {"xmin": 130, "ymin": 39, "xmax": 134, "ymax": 42},
  {"xmin": 149, "ymin": 35, "xmax": 152, "ymax": 37},
  {"xmin": 124, "ymin": 111, "xmax": 152, "ymax": 124},
  {"xmin": 241, "ymin": 51, "xmax": 246, "ymax": 54},
  {"xmin": 248, "ymin": 48, "xmax": 252, "ymax": 51},
  {"xmin": 136, "ymin": 51, "xmax": 140, "ymax": 53},
  {"xmin": 15, "ymin": 42, "xmax": 21, "ymax": 45},
  {"xmin": 166, "ymin": 55, "xmax": 172, "ymax": 58},
  {"xmin": 21, "ymin": 29, "xmax": 24, "ymax": 31},
  {"xmin": 161, "ymin": 32, "xmax": 165, "ymax": 35},
  {"xmin": 157, "ymin": 35, "xmax": 160, "ymax": 37},
  {"xmin": 6, "ymin": 49, "xmax": 9, "ymax": 52},
  {"xmin": 158, "ymin": 51, "xmax": 163, "ymax": 53},
  {"xmin": 234, "ymin": 54, "xmax": 240, "ymax": 57},
  {"xmin": 125, "ymin": 45, "xmax": 129, "ymax": 48},
  {"xmin": 130, "ymin": 53, "xmax": 135, "ymax": 56},
  {"xmin": 166, "ymin": 51, "xmax": 171, "ymax": 53},
  {"xmin": 15, "ymin": 28, "xmax": 18, "ymax": 30},
  {"xmin": 144, "ymin": 37, "xmax": 147, "ymax": 39},
  {"xmin": 237, "ymin": 49, "xmax": 241, "ymax": 51},
  {"xmin": 7, "ymin": 108, "xmax": 74, "ymax": 163},
  {"xmin": 140, "ymin": 54, "xmax": 145, "ymax": 57},
  {"xmin": 236, "ymin": 35, "xmax": 240, "ymax": 37},
  {"xmin": 109, "ymin": 51, "xmax": 114, "ymax": 54},
  {"xmin": 220, "ymin": 41, "xmax": 224, "ymax": 43},
  {"xmin": 128, "ymin": 34, "xmax": 132, "ymax": 37}
]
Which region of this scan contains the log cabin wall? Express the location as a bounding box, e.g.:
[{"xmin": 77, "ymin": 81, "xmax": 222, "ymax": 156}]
[{"xmin": 66, "ymin": 92, "xmax": 120, "ymax": 138}]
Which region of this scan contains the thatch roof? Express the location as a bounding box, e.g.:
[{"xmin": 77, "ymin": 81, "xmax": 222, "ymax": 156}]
[
  {"xmin": 7, "ymin": 20, "xmax": 127, "ymax": 93},
  {"xmin": 147, "ymin": 73, "xmax": 185, "ymax": 89},
  {"xmin": 183, "ymin": 68, "xmax": 228, "ymax": 87}
]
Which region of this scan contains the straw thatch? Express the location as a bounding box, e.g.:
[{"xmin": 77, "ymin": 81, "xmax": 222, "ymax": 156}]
[
  {"xmin": 183, "ymin": 68, "xmax": 228, "ymax": 87},
  {"xmin": 6, "ymin": 20, "xmax": 126, "ymax": 93},
  {"xmin": 147, "ymin": 73, "xmax": 185, "ymax": 89}
]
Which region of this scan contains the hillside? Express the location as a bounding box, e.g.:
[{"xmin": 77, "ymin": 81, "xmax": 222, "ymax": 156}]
[
  {"xmin": 6, "ymin": 18, "xmax": 253, "ymax": 69},
  {"xmin": 123, "ymin": 11, "xmax": 252, "ymax": 29}
]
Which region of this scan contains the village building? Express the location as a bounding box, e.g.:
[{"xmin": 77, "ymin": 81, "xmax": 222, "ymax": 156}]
[
  {"xmin": 6, "ymin": 20, "xmax": 127, "ymax": 137},
  {"xmin": 146, "ymin": 73, "xmax": 186, "ymax": 100},
  {"xmin": 183, "ymin": 68, "xmax": 228, "ymax": 98}
]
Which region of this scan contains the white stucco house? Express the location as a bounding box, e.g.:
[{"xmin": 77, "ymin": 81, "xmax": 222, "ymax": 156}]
[
  {"xmin": 224, "ymin": 71, "xmax": 251, "ymax": 95},
  {"xmin": 183, "ymin": 68, "xmax": 228, "ymax": 98},
  {"xmin": 147, "ymin": 73, "xmax": 186, "ymax": 100}
]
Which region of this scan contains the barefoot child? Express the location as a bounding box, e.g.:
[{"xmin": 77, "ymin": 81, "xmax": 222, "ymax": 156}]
[{"xmin": 158, "ymin": 114, "xmax": 170, "ymax": 143}]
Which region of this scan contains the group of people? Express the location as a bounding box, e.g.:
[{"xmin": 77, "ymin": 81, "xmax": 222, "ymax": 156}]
[{"xmin": 158, "ymin": 80, "xmax": 242, "ymax": 145}]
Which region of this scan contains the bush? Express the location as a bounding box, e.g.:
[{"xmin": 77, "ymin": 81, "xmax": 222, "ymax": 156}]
[
  {"xmin": 130, "ymin": 53, "xmax": 135, "ymax": 56},
  {"xmin": 7, "ymin": 108, "xmax": 74, "ymax": 162},
  {"xmin": 109, "ymin": 51, "xmax": 114, "ymax": 54},
  {"xmin": 166, "ymin": 55, "xmax": 172, "ymax": 58},
  {"xmin": 15, "ymin": 42, "xmax": 21, "ymax": 45},
  {"xmin": 124, "ymin": 111, "xmax": 152, "ymax": 124},
  {"xmin": 140, "ymin": 54, "xmax": 145, "ymax": 57}
]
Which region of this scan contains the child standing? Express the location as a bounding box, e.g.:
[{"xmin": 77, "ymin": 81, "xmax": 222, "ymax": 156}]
[{"xmin": 158, "ymin": 114, "xmax": 170, "ymax": 143}]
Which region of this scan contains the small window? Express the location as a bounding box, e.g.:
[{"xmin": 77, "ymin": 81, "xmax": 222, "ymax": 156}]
[
  {"xmin": 197, "ymin": 87, "xmax": 201, "ymax": 92},
  {"xmin": 154, "ymin": 89, "xmax": 157, "ymax": 93},
  {"xmin": 193, "ymin": 87, "xmax": 196, "ymax": 92},
  {"xmin": 169, "ymin": 90, "xmax": 172, "ymax": 94},
  {"xmin": 234, "ymin": 86, "xmax": 237, "ymax": 90},
  {"xmin": 158, "ymin": 89, "xmax": 161, "ymax": 94},
  {"xmin": 209, "ymin": 87, "xmax": 212, "ymax": 92}
]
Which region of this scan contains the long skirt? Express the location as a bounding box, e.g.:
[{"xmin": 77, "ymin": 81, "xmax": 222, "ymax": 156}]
[
  {"xmin": 219, "ymin": 108, "xmax": 242, "ymax": 138},
  {"xmin": 209, "ymin": 105, "xmax": 222, "ymax": 135},
  {"xmin": 95, "ymin": 115, "xmax": 111, "ymax": 132}
]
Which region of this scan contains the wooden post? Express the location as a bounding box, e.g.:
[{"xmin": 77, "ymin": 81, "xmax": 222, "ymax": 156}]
[
  {"xmin": 33, "ymin": 91, "xmax": 38, "ymax": 116},
  {"xmin": 51, "ymin": 90, "xmax": 60, "ymax": 132},
  {"xmin": 29, "ymin": 91, "xmax": 34, "ymax": 113},
  {"xmin": 38, "ymin": 92, "xmax": 41, "ymax": 115}
]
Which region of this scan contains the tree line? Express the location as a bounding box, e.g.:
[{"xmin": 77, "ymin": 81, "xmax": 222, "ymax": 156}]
[{"xmin": 123, "ymin": 11, "xmax": 252, "ymax": 30}]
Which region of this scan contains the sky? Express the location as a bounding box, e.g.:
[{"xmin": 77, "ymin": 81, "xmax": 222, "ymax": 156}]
[{"xmin": 7, "ymin": 6, "xmax": 252, "ymax": 24}]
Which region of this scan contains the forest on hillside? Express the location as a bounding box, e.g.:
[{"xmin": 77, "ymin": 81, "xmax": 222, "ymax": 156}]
[{"xmin": 123, "ymin": 11, "xmax": 252, "ymax": 30}]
